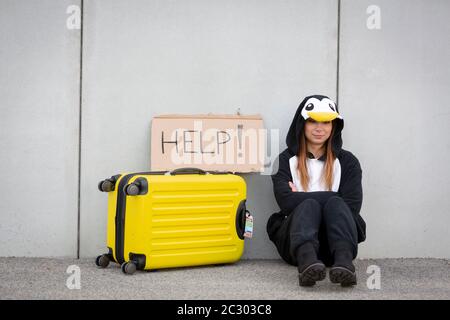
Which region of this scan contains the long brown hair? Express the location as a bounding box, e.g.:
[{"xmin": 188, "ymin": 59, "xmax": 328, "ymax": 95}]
[{"xmin": 297, "ymin": 122, "xmax": 336, "ymax": 191}]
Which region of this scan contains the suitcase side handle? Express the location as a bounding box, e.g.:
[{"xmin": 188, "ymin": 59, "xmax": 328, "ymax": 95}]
[
  {"xmin": 170, "ymin": 167, "xmax": 207, "ymax": 175},
  {"xmin": 236, "ymin": 200, "xmax": 247, "ymax": 240}
]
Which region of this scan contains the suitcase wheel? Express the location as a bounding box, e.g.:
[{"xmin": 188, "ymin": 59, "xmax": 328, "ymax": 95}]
[
  {"xmin": 124, "ymin": 178, "xmax": 148, "ymax": 196},
  {"xmin": 121, "ymin": 261, "xmax": 137, "ymax": 275},
  {"xmin": 95, "ymin": 254, "xmax": 110, "ymax": 268},
  {"xmin": 98, "ymin": 180, "xmax": 114, "ymax": 192},
  {"xmin": 124, "ymin": 183, "xmax": 140, "ymax": 196}
]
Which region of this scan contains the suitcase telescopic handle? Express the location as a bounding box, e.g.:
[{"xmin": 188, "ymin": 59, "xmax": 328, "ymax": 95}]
[{"xmin": 170, "ymin": 167, "xmax": 207, "ymax": 175}]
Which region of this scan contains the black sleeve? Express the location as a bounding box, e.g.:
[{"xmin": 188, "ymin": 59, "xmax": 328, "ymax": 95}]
[
  {"xmin": 338, "ymin": 158, "xmax": 363, "ymax": 217},
  {"xmin": 271, "ymin": 151, "xmax": 338, "ymax": 214}
]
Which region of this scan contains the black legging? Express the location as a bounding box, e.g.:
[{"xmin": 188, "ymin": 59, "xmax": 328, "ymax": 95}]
[{"xmin": 270, "ymin": 196, "xmax": 358, "ymax": 267}]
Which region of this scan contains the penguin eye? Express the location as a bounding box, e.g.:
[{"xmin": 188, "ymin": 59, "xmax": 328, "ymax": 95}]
[
  {"xmin": 329, "ymin": 103, "xmax": 336, "ymax": 112},
  {"xmin": 305, "ymin": 103, "xmax": 314, "ymax": 111}
]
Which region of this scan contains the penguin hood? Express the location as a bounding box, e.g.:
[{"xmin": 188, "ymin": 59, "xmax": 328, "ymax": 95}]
[{"xmin": 285, "ymin": 95, "xmax": 344, "ymax": 157}]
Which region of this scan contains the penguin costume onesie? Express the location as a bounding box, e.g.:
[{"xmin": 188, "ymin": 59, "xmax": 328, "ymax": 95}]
[{"xmin": 266, "ymin": 95, "xmax": 366, "ymax": 287}]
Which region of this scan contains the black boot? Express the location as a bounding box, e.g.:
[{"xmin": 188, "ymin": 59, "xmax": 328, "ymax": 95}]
[
  {"xmin": 329, "ymin": 249, "xmax": 357, "ymax": 287},
  {"xmin": 296, "ymin": 242, "xmax": 326, "ymax": 287}
]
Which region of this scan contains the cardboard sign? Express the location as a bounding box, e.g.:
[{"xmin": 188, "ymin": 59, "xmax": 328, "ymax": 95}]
[{"xmin": 151, "ymin": 114, "xmax": 265, "ymax": 173}]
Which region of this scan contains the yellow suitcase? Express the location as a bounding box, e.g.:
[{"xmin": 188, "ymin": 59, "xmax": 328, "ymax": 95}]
[{"xmin": 96, "ymin": 168, "xmax": 248, "ymax": 274}]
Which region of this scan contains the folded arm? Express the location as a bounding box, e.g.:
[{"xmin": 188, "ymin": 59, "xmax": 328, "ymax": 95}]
[{"xmin": 271, "ymin": 152, "xmax": 337, "ymax": 214}]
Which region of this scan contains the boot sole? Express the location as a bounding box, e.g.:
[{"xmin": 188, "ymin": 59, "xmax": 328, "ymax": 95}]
[
  {"xmin": 299, "ymin": 263, "xmax": 326, "ymax": 287},
  {"xmin": 329, "ymin": 266, "xmax": 357, "ymax": 287}
]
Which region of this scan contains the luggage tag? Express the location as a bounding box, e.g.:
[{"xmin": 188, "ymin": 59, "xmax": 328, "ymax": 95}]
[{"xmin": 243, "ymin": 210, "xmax": 253, "ymax": 238}]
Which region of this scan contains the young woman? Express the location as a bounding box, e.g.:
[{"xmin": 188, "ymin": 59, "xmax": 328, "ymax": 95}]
[{"xmin": 266, "ymin": 95, "xmax": 366, "ymax": 287}]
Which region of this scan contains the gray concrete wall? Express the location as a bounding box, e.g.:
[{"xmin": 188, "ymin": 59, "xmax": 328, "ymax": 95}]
[
  {"xmin": 0, "ymin": 0, "xmax": 81, "ymax": 256},
  {"xmin": 339, "ymin": 0, "xmax": 450, "ymax": 258},
  {"xmin": 80, "ymin": 0, "xmax": 338, "ymax": 258},
  {"xmin": 1, "ymin": 0, "xmax": 449, "ymax": 259}
]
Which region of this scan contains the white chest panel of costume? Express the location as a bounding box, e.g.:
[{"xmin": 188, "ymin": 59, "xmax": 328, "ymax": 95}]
[{"xmin": 289, "ymin": 155, "xmax": 341, "ymax": 192}]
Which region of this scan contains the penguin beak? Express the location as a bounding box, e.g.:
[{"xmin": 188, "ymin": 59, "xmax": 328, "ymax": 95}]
[{"xmin": 307, "ymin": 112, "xmax": 339, "ymax": 122}]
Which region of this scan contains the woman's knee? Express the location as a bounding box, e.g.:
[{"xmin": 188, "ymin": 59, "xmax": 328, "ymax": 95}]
[
  {"xmin": 290, "ymin": 198, "xmax": 322, "ymax": 226},
  {"xmin": 323, "ymin": 196, "xmax": 347, "ymax": 214},
  {"xmin": 293, "ymin": 198, "xmax": 321, "ymax": 213}
]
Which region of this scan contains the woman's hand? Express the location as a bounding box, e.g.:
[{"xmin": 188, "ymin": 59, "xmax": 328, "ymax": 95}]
[{"xmin": 289, "ymin": 181, "xmax": 298, "ymax": 192}]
